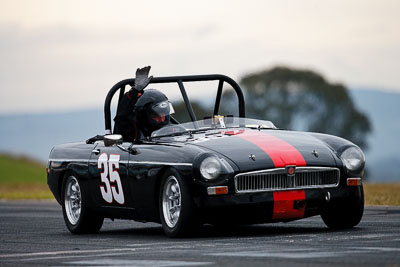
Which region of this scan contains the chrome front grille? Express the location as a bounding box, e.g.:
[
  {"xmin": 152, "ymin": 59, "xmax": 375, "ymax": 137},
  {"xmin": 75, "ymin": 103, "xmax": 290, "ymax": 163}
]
[{"xmin": 234, "ymin": 167, "xmax": 340, "ymax": 193}]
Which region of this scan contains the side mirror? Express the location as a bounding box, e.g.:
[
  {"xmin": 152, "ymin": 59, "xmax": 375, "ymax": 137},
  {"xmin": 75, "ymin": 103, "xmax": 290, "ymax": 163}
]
[{"xmin": 104, "ymin": 134, "xmax": 123, "ymax": 147}]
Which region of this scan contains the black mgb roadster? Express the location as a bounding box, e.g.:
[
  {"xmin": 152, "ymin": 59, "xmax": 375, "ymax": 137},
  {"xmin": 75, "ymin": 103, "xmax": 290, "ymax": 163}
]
[{"xmin": 47, "ymin": 73, "xmax": 365, "ymax": 237}]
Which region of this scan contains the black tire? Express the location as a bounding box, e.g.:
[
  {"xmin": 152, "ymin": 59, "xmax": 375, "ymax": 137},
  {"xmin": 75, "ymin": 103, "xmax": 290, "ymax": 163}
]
[
  {"xmin": 159, "ymin": 168, "xmax": 201, "ymax": 237},
  {"xmin": 321, "ymin": 186, "xmax": 364, "ymax": 229},
  {"xmin": 61, "ymin": 173, "xmax": 104, "ymax": 234}
]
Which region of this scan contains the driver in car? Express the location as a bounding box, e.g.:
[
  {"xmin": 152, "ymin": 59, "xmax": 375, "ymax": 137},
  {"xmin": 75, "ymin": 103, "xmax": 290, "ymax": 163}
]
[
  {"xmin": 113, "ymin": 66, "xmax": 174, "ymax": 142},
  {"xmin": 133, "ymin": 89, "xmax": 174, "ymax": 141}
]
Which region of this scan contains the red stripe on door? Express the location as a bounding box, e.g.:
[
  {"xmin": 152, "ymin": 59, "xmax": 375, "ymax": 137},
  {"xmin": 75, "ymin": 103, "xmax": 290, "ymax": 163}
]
[
  {"xmin": 237, "ymin": 131, "xmax": 306, "ymax": 168},
  {"xmin": 273, "ymin": 190, "xmax": 306, "ymax": 219}
]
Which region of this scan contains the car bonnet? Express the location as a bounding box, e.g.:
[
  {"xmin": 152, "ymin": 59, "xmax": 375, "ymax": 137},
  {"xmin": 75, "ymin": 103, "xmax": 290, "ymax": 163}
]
[{"xmin": 187, "ymin": 129, "xmax": 340, "ymax": 172}]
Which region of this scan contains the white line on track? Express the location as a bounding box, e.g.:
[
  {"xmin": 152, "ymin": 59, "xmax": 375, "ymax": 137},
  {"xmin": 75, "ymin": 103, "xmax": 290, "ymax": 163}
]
[
  {"xmin": 0, "ymin": 242, "xmax": 187, "ymax": 259},
  {"xmin": 0, "ymin": 248, "xmax": 136, "ymax": 259},
  {"xmin": 67, "ymin": 259, "xmax": 213, "ymax": 266},
  {"xmin": 0, "ymin": 242, "xmax": 204, "ymax": 261},
  {"xmin": 19, "ymin": 252, "xmax": 139, "ymax": 262},
  {"xmin": 357, "ymin": 247, "xmax": 400, "ymax": 252}
]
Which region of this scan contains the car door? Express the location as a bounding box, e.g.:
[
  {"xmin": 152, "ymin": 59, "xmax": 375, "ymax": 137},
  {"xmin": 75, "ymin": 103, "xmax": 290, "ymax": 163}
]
[{"xmin": 88, "ymin": 141, "xmax": 134, "ymax": 208}]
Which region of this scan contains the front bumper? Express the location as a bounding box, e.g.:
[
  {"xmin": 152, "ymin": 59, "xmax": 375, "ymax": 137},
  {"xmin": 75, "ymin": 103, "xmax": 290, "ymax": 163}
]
[{"xmin": 193, "ymin": 186, "xmax": 363, "ymax": 224}]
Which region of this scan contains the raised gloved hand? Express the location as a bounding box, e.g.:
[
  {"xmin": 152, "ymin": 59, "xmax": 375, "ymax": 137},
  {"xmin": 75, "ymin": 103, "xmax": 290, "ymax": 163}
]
[{"xmin": 132, "ymin": 66, "xmax": 153, "ymax": 92}]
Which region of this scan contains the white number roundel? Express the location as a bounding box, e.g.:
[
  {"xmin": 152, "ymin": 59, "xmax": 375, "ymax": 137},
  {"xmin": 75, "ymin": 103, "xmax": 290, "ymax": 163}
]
[{"xmin": 97, "ymin": 153, "xmax": 125, "ymax": 204}]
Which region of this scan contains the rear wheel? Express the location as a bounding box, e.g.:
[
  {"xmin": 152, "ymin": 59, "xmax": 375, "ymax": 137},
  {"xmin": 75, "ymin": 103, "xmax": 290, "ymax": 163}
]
[
  {"xmin": 321, "ymin": 186, "xmax": 364, "ymax": 229},
  {"xmin": 159, "ymin": 169, "xmax": 200, "ymax": 237},
  {"xmin": 62, "ymin": 173, "xmax": 103, "ymax": 234}
]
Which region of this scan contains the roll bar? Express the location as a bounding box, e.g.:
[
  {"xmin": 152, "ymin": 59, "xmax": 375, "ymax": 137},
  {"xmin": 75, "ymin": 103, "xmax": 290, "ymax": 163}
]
[{"xmin": 104, "ymin": 74, "xmax": 246, "ymax": 133}]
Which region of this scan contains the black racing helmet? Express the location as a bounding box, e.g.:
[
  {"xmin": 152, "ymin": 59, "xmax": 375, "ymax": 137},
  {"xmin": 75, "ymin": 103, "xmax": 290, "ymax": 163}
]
[{"xmin": 134, "ymin": 89, "xmax": 174, "ymax": 132}]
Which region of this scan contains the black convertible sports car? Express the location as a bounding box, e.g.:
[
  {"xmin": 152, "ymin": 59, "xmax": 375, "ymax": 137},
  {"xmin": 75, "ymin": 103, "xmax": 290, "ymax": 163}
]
[{"xmin": 47, "ymin": 73, "xmax": 365, "ymax": 237}]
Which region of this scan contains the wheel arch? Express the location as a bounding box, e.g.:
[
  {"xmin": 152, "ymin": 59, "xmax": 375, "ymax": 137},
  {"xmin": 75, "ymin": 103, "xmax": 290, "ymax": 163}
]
[{"xmin": 152, "ymin": 166, "xmax": 172, "ymax": 223}]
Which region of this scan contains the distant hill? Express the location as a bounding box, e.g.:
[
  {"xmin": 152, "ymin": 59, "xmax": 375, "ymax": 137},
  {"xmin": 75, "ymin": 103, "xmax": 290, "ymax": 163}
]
[
  {"xmin": 0, "ymin": 89, "xmax": 399, "ymax": 182},
  {"xmin": 0, "ymin": 108, "xmax": 104, "ymax": 163}
]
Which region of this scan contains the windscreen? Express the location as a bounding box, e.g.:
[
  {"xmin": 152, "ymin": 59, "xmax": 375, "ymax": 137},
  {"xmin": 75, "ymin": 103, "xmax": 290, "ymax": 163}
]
[{"xmin": 151, "ymin": 117, "xmax": 276, "ymax": 138}]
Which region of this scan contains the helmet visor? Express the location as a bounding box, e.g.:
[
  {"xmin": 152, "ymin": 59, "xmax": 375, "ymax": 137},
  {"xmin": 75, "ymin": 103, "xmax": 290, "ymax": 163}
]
[{"xmin": 151, "ymin": 101, "xmax": 174, "ymax": 116}]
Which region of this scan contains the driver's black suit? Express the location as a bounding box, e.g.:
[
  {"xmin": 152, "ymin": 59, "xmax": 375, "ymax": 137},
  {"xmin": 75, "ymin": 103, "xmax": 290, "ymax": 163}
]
[
  {"xmin": 113, "ymin": 66, "xmax": 152, "ymax": 142},
  {"xmin": 113, "ymin": 90, "xmax": 143, "ymax": 142}
]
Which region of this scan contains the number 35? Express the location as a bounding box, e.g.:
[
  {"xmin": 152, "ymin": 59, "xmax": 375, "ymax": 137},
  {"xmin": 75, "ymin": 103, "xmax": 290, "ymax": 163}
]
[{"xmin": 97, "ymin": 153, "xmax": 125, "ymax": 204}]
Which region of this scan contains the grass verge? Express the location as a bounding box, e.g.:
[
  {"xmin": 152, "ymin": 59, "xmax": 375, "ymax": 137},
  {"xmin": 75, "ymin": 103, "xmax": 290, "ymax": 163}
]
[
  {"xmin": 0, "ymin": 154, "xmax": 46, "ymax": 183},
  {"xmin": 364, "ymin": 183, "xmax": 400, "ymax": 206},
  {"xmin": 0, "ymin": 183, "xmax": 53, "ymax": 199},
  {"xmin": 0, "ymin": 154, "xmax": 52, "ymax": 199}
]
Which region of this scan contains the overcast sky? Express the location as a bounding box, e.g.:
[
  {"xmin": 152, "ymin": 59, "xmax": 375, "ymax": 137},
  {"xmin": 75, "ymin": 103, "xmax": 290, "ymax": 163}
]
[{"xmin": 1, "ymin": 0, "xmax": 399, "ymax": 114}]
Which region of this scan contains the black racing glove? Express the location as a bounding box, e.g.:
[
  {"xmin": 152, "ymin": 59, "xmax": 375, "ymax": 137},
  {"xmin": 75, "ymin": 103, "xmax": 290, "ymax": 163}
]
[
  {"xmin": 115, "ymin": 66, "xmax": 153, "ymax": 122},
  {"xmin": 132, "ymin": 66, "xmax": 153, "ymax": 93}
]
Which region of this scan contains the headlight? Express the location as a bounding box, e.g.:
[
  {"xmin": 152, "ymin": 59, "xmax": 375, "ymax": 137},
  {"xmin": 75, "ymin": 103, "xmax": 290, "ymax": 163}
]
[
  {"xmin": 341, "ymin": 146, "xmax": 365, "ymax": 172},
  {"xmin": 196, "ymin": 154, "xmax": 235, "ymax": 182},
  {"xmin": 200, "ymin": 156, "xmax": 221, "ymax": 180}
]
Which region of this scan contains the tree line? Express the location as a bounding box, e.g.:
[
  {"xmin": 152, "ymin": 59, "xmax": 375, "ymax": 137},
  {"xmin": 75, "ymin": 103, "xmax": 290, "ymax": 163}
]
[{"xmin": 172, "ymin": 66, "xmax": 371, "ymax": 150}]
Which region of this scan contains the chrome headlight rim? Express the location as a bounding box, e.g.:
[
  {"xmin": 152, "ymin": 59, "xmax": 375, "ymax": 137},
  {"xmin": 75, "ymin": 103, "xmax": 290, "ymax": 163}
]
[
  {"xmin": 193, "ymin": 153, "xmax": 235, "ymax": 183},
  {"xmin": 200, "ymin": 156, "xmax": 222, "ymax": 180},
  {"xmin": 340, "ymin": 146, "xmax": 365, "ymax": 174}
]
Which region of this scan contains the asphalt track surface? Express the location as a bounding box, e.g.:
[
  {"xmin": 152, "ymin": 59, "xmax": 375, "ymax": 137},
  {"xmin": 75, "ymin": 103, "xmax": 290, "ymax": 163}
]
[{"xmin": 0, "ymin": 201, "xmax": 399, "ymax": 267}]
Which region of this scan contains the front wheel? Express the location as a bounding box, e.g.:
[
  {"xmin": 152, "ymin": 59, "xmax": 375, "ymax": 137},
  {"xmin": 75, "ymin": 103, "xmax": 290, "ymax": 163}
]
[
  {"xmin": 321, "ymin": 186, "xmax": 364, "ymax": 229},
  {"xmin": 62, "ymin": 173, "xmax": 104, "ymax": 234},
  {"xmin": 159, "ymin": 169, "xmax": 200, "ymax": 237}
]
